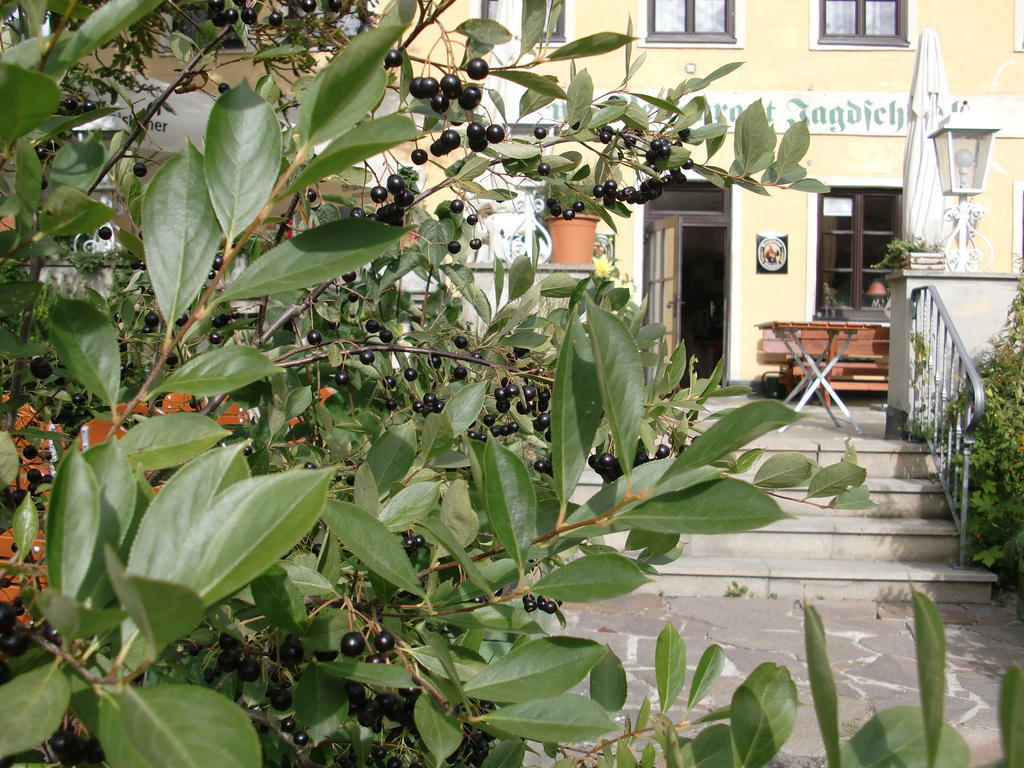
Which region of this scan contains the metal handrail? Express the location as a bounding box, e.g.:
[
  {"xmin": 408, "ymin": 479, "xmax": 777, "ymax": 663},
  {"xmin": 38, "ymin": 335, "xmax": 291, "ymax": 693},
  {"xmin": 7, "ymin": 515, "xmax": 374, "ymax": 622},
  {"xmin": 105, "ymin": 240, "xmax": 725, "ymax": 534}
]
[{"xmin": 908, "ymin": 285, "xmax": 987, "ymax": 568}]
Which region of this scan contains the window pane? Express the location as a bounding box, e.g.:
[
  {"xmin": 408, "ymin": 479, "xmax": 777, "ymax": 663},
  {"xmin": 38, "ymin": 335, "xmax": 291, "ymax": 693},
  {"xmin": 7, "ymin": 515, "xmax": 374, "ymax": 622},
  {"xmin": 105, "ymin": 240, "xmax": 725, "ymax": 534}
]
[
  {"xmin": 654, "ymin": 0, "xmax": 686, "ymax": 33},
  {"xmin": 481, "ymin": 0, "xmax": 498, "ymax": 19},
  {"xmin": 864, "ymin": 196, "xmax": 896, "ymax": 232},
  {"xmin": 824, "ymin": 0, "xmax": 856, "ymax": 35},
  {"xmin": 821, "ymin": 234, "xmax": 853, "ymax": 270},
  {"xmin": 694, "ymin": 0, "xmax": 727, "ymax": 33},
  {"xmin": 865, "ymin": 0, "xmax": 897, "ymax": 35},
  {"xmin": 822, "ymin": 272, "xmax": 853, "ymax": 308},
  {"xmin": 863, "ymin": 234, "xmax": 892, "ymax": 267}
]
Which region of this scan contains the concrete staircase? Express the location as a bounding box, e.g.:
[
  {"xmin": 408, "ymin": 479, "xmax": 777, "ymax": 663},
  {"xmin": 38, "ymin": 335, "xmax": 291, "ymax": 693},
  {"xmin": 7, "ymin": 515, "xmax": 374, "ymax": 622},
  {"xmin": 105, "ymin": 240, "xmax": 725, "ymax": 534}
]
[{"xmin": 577, "ymin": 405, "xmax": 997, "ymax": 602}]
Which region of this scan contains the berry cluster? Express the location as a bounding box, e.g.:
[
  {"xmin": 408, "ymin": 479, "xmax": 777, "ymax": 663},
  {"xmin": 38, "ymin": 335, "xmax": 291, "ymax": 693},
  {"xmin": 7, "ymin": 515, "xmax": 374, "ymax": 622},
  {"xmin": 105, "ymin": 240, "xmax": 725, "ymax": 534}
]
[
  {"xmin": 521, "ymin": 594, "xmax": 561, "ymax": 614},
  {"xmin": 588, "ymin": 443, "xmax": 673, "ymax": 483}
]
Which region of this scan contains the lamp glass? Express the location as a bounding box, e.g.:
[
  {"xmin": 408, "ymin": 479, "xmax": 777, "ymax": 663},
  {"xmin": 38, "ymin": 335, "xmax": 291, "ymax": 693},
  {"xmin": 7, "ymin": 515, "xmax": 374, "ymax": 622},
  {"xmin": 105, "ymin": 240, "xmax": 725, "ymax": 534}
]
[{"xmin": 931, "ymin": 124, "xmax": 997, "ymax": 195}]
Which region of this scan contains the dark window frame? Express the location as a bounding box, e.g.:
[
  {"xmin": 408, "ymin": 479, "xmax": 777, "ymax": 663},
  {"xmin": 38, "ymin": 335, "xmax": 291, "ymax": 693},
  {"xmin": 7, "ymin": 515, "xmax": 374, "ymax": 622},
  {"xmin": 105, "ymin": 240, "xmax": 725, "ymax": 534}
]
[
  {"xmin": 645, "ymin": 0, "xmax": 736, "ymax": 44},
  {"xmin": 482, "ymin": 0, "xmax": 565, "ymax": 42},
  {"xmin": 818, "ymin": 0, "xmax": 909, "ymax": 46},
  {"xmin": 816, "ymin": 188, "xmax": 901, "ymax": 320}
]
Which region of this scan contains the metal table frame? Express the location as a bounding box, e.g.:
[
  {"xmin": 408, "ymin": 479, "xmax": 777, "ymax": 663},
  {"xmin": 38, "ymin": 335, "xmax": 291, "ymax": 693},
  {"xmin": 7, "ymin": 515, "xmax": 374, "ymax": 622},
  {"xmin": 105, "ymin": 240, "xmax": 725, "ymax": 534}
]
[{"xmin": 767, "ymin": 322, "xmax": 865, "ymax": 435}]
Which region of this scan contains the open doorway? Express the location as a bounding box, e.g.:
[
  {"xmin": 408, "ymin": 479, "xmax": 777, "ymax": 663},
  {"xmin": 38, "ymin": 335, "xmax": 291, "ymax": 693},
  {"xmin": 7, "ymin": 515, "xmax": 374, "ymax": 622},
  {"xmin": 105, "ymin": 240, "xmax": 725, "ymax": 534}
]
[{"xmin": 643, "ymin": 185, "xmax": 730, "ymax": 379}]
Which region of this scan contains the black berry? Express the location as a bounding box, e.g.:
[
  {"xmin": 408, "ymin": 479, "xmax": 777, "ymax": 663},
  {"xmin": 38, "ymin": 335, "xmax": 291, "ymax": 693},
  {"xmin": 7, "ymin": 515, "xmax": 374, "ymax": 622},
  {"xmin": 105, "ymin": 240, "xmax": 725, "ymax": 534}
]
[{"xmin": 465, "ymin": 58, "xmax": 489, "ymax": 80}]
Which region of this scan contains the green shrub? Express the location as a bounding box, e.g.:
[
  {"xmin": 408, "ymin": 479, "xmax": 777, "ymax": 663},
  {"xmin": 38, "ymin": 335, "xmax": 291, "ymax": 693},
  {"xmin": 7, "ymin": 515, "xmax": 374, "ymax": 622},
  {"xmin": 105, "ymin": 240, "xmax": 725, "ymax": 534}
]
[{"xmin": 969, "ymin": 281, "xmax": 1024, "ymax": 585}]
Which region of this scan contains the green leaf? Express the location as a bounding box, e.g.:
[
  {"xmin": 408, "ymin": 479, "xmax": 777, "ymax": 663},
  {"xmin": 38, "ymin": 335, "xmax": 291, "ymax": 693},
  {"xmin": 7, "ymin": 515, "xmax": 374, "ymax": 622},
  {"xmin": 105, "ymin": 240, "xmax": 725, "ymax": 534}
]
[
  {"xmin": 322, "ymin": 658, "xmax": 415, "ymax": 689},
  {"xmin": 153, "ymin": 346, "xmax": 282, "ymax": 397},
  {"xmin": 492, "ymin": 70, "xmax": 566, "ymax": 100},
  {"xmin": 12, "ymin": 494, "xmax": 35, "ymax": 564},
  {"xmin": 442, "ymin": 263, "xmax": 492, "ymax": 321},
  {"xmin": 464, "ymin": 637, "xmax": 607, "ymax": 703},
  {"xmin": 0, "ymin": 431, "xmax": 17, "ymax": 485},
  {"xmin": 221, "ymin": 219, "xmax": 407, "ymax": 302},
  {"xmin": 287, "ymin": 114, "xmax": 419, "ymax": 195},
  {"xmin": 251, "ymin": 564, "xmax": 309, "ymax": 636},
  {"xmin": 804, "ymin": 605, "xmax": 840, "ymax": 768},
  {"xmin": 121, "ymin": 685, "xmax": 261, "ymax": 768},
  {"xmin": 41, "ymin": 184, "xmax": 114, "ymax": 236},
  {"xmin": 418, "ymin": 515, "xmax": 490, "ymax": 598},
  {"xmin": 688, "ymin": 644, "xmax": 725, "ymax": 711},
  {"xmin": 415, "ymin": 696, "xmax": 464, "ymax": 763},
  {"xmin": 680, "ymin": 724, "xmax": 733, "ymax": 768},
  {"xmin": 589, "ymin": 647, "xmax": 627, "ymax": 711},
  {"xmin": 105, "ymin": 547, "xmax": 204, "ymax": 653},
  {"xmin": 619, "ymin": 478, "xmax": 790, "ymax": 534},
  {"xmin": 0, "ymin": 281, "xmax": 41, "ymax": 318},
  {"xmin": 81, "ymin": 440, "xmax": 138, "ymax": 557},
  {"xmin": 36, "ymin": 590, "xmax": 126, "ymax": 640},
  {"xmin": 421, "ymin": 412, "xmax": 455, "ymax": 461},
  {"xmin": 833, "ymin": 484, "xmax": 876, "ymax": 510},
  {"xmin": 441, "ymin": 604, "xmax": 544, "ymax": 634},
  {"xmin": 144, "ymin": 144, "xmax": 222, "ymax": 325},
  {"xmin": 655, "ymin": 621, "xmax": 686, "ymax": 713},
  {"xmin": 508, "ymin": 255, "xmax": 536, "ymax": 301},
  {"xmin": 734, "ymin": 100, "xmax": 777, "ymax": 175},
  {"xmin": 50, "ymin": 135, "xmax": 105, "ymax": 191},
  {"xmin": 44, "ymin": 0, "xmax": 164, "ymax": 75},
  {"xmin": 204, "ymin": 83, "xmax": 281, "ymax": 241},
  {"xmin": 548, "ymin": 32, "xmax": 634, "ymax": 61},
  {"xmin": 776, "ymin": 120, "xmax": 810, "ymax": 172},
  {"xmin": 189, "ymin": 468, "xmax": 333, "ymax": 605},
  {"xmin": 484, "ymin": 438, "xmax": 537, "ymax": 574},
  {"xmin": 806, "ymin": 460, "xmax": 867, "ymax": 499},
  {"xmin": 483, "ymin": 741, "xmax": 527, "ymax": 768},
  {"xmin": 584, "ymin": 297, "xmax": 643, "ymax": 476},
  {"xmin": 839, "ymin": 707, "xmax": 970, "ymax": 768},
  {"xmin": 788, "ymin": 178, "xmax": 831, "ymax": 193},
  {"xmin": 119, "ymin": 413, "xmax": 229, "ymax": 471},
  {"xmin": 324, "ymin": 500, "xmax": 424, "ymax": 595},
  {"xmin": 532, "ymin": 553, "xmax": 649, "ymax": 602},
  {"xmin": 753, "ymin": 452, "xmax": 815, "ymax": 488},
  {"xmin": 294, "ymin": 665, "xmax": 349, "ymax": 746},
  {"xmin": 128, "ymin": 444, "xmax": 249, "ymax": 583},
  {"xmin": 48, "ymin": 296, "xmax": 120, "ymax": 412},
  {"xmin": 481, "ymin": 695, "xmax": 616, "ymax": 743},
  {"xmin": 0, "ymin": 63, "xmax": 60, "ymax": 143},
  {"xmin": 438, "ymin": 478, "xmax": 479, "ymax": 548},
  {"xmin": 520, "ymin": 0, "xmax": 547, "ymax": 53},
  {"xmin": 379, "ymin": 481, "xmax": 440, "ymax": 531},
  {"xmin": 567, "ymin": 70, "xmax": 594, "ymax": 131},
  {"xmin": 47, "ymin": 450, "xmax": 108, "ymax": 601},
  {"xmin": 300, "ymin": 24, "xmax": 404, "ymax": 144},
  {"xmin": 446, "ymin": 382, "xmax": 488, "ymax": 436},
  {"xmin": 1001, "ymin": 666, "xmax": 1023, "ymax": 768},
  {"xmin": 731, "ymin": 663, "xmax": 798, "ymax": 768},
  {"xmin": 0, "ymin": 663, "xmax": 71, "ymax": 758},
  {"xmin": 455, "ymin": 17, "xmax": 512, "ymax": 44},
  {"xmin": 912, "ymin": 590, "xmax": 946, "ymax": 768},
  {"xmin": 667, "ymin": 401, "xmax": 799, "ymax": 476}
]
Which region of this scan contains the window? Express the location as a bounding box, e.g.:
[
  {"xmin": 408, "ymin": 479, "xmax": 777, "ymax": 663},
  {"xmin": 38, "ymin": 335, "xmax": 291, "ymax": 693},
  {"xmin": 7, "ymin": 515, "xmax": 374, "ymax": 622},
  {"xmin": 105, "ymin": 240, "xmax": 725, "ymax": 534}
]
[
  {"xmin": 819, "ymin": 0, "xmax": 907, "ymax": 45},
  {"xmin": 817, "ymin": 189, "xmax": 901, "ymax": 318},
  {"xmin": 482, "ymin": 0, "xmax": 565, "ymax": 42},
  {"xmin": 646, "ymin": 0, "xmax": 735, "ymax": 43}
]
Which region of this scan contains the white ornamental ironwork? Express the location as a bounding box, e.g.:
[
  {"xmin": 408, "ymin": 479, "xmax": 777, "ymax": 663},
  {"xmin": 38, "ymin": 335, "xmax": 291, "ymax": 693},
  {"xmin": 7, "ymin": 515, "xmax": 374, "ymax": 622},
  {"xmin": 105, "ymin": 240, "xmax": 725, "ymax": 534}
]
[{"xmin": 941, "ymin": 199, "xmax": 993, "ymax": 272}]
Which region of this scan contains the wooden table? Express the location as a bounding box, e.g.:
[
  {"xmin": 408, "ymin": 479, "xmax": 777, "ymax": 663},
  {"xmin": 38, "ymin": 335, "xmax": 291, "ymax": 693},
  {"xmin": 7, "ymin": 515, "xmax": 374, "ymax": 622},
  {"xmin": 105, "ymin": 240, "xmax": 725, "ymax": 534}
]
[{"xmin": 757, "ymin": 321, "xmax": 883, "ymax": 434}]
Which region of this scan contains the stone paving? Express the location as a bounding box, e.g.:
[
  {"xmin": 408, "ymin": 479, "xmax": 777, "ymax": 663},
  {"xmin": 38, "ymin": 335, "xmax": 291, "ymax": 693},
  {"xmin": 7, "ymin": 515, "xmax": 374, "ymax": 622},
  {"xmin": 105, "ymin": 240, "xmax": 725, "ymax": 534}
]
[{"xmin": 562, "ymin": 592, "xmax": 1023, "ymax": 767}]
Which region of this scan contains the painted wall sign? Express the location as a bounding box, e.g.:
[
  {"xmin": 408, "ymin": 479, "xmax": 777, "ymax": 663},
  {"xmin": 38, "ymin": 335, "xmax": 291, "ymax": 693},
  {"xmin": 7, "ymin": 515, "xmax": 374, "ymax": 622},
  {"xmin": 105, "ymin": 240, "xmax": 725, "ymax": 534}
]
[{"xmin": 756, "ymin": 233, "xmax": 788, "ymax": 274}]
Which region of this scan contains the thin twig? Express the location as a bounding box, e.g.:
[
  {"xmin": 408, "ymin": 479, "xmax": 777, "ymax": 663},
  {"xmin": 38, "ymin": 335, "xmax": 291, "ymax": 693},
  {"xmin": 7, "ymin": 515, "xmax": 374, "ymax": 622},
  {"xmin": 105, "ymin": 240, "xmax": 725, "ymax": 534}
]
[
  {"xmin": 30, "ymin": 635, "xmax": 120, "ymax": 688},
  {"xmin": 275, "ymin": 343, "xmax": 514, "ymax": 370},
  {"xmin": 242, "ymin": 708, "xmax": 325, "ymax": 768},
  {"xmin": 87, "ymin": 28, "xmax": 231, "ymax": 195}
]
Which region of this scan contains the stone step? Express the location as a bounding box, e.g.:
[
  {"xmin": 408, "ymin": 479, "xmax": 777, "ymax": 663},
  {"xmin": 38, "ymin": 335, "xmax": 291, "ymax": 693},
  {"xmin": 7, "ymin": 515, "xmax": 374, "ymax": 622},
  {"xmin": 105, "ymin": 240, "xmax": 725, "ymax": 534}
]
[
  {"xmin": 680, "ymin": 515, "xmax": 959, "ymax": 562},
  {"xmin": 767, "ymin": 477, "xmax": 948, "ymax": 519},
  {"xmin": 750, "ymin": 432, "xmax": 934, "ymax": 480},
  {"xmin": 643, "ymin": 556, "xmax": 996, "ymax": 603}
]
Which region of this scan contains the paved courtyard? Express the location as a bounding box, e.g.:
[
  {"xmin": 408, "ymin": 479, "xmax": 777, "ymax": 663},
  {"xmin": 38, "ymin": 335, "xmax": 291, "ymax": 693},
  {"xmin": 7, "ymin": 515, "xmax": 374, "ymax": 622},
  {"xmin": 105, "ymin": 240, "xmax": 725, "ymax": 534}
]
[{"xmin": 563, "ymin": 592, "xmax": 1023, "ymax": 767}]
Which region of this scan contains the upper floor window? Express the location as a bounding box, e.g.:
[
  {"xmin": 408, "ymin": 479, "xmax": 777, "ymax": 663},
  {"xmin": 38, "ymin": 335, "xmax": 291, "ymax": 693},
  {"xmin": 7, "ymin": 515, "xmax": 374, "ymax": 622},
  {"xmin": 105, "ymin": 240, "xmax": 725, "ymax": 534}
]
[
  {"xmin": 819, "ymin": 0, "xmax": 907, "ymax": 45},
  {"xmin": 482, "ymin": 0, "xmax": 565, "ymax": 43},
  {"xmin": 646, "ymin": 0, "xmax": 735, "ymax": 43}
]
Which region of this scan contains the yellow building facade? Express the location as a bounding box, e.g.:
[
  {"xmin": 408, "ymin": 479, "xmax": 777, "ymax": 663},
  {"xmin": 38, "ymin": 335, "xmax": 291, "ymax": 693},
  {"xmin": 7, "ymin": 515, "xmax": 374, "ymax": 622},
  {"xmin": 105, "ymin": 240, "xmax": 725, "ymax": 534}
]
[{"xmin": 459, "ymin": 0, "xmax": 1024, "ymax": 385}]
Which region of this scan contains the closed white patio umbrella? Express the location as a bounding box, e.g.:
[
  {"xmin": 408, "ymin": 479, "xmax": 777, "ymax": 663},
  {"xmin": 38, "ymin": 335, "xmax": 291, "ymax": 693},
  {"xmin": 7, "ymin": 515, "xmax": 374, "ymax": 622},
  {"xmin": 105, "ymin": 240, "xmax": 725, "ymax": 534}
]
[{"xmin": 902, "ymin": 29, "xmax": 950, "ymax": 248}]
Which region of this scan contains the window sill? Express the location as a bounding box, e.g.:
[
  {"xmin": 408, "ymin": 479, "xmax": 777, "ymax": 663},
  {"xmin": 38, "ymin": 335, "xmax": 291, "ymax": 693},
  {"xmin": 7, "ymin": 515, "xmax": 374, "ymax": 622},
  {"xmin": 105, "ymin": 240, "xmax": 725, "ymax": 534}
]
[
  {"xmin": 640, "ymin": 35, "xmax": 741, "ymax": 49},
  {"xmin": 813, "ymin": 37, "xmax": 910, "ymax": 51}
]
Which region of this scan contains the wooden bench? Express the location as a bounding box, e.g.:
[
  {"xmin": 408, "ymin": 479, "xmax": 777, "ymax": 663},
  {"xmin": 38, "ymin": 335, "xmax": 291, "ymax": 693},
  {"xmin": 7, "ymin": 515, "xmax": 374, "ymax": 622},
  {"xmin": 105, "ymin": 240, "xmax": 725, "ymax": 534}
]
[{"xmin": 758, "ymin": 322, "xmax": 890, "ymax": 396}]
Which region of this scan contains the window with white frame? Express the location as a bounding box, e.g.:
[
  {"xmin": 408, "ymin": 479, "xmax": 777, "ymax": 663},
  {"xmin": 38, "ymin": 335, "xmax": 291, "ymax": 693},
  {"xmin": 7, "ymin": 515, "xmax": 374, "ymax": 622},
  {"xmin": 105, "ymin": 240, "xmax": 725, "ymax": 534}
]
[
  {"xmin": 646, "ymin": 0, "xmax": 735, "ymax": 43},
  {"xmin": 819, "ymin": 0, "xmax": 908, "ymax": 45}
]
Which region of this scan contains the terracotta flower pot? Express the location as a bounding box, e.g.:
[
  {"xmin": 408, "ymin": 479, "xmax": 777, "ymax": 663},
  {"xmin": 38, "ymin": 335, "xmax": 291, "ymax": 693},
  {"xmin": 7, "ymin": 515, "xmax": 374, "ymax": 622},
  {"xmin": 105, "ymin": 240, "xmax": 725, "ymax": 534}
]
[{"xmin": 548, "ymin": 214, "xmax": 599, "ymax": 265}]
